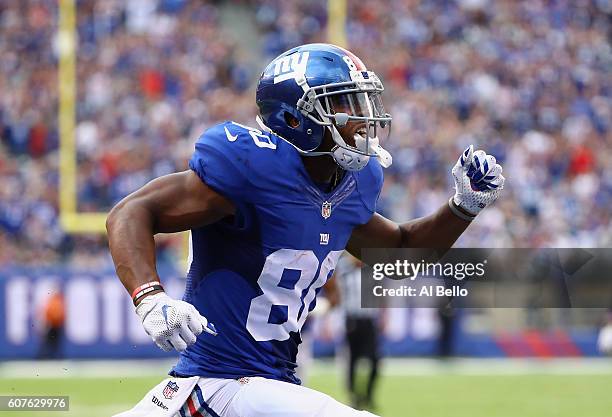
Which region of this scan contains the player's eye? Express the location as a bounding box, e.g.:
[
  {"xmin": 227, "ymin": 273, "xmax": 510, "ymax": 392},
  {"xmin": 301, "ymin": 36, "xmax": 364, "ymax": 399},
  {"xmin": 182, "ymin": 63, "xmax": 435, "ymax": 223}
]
[
  {"xmin": 329, "ymin": 93, "xmax": 372, "ymax": 117},
  {"xmin": 329, "ymin": 94, "xmax": 351, "ymax": 113}
]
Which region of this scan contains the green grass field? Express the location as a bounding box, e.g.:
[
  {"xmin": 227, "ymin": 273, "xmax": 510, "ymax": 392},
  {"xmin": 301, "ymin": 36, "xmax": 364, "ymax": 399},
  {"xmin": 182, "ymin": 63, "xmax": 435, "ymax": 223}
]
[{"xmin": 1, "ymin": 360, "xmax": 612, "ymax": 417}]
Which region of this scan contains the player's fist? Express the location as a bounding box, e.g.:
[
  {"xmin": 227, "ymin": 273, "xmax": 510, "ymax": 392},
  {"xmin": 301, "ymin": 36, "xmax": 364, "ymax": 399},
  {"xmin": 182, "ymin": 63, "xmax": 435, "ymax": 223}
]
[
  {"xmin": 135, "ymin": 292, "xmax": 217, "ymax": 352},
  {"xmin": 451, "ymin": 145, "xmax": 505, "ymax": 217}
]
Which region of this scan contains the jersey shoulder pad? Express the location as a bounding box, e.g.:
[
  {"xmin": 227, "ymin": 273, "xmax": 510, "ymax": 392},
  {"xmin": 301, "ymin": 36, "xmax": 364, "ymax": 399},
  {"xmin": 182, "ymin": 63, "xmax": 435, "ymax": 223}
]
[{"xmin": 188, "ymin": 121, "xmax": 279, "ymax": 202}]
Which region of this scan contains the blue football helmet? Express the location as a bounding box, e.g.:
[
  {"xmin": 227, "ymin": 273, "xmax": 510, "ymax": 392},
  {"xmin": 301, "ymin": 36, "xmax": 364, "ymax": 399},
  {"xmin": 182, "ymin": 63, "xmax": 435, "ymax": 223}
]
[{"xmin": 256, "ymin": 43, "xmax": 392, "ymax": 171}]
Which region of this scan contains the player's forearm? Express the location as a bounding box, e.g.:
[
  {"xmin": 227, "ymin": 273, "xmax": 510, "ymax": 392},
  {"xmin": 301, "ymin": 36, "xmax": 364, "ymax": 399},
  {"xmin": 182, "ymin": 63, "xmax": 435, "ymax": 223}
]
[
  {"xmin": 398, "ymin": 201, "xmax": 471, "ymax": 248},
  {"xmin": 106, "ymin": 200, "xmax": 161, "ymax": 296}
]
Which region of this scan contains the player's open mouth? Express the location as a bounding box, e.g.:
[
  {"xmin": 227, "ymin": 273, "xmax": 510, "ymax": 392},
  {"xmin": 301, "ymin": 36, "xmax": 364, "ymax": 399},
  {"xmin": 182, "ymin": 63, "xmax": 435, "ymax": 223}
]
[{"xmin": 354, "ymin": 124, "xmax": 368, "ymax": 137}]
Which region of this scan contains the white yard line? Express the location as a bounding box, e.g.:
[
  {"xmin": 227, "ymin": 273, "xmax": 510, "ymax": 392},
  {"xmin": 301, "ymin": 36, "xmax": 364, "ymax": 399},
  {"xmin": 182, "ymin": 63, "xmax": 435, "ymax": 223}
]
[
  {"xmin": 372, "ymin": 358, "xmax": 612, "ymax": 376},
  {"xmin": 1, "ymin": 358, "xmax": 612, "ymax": 379},
  {"xmin": 0, "ymin": 359, "xmax": 176, "ymax": 379}
]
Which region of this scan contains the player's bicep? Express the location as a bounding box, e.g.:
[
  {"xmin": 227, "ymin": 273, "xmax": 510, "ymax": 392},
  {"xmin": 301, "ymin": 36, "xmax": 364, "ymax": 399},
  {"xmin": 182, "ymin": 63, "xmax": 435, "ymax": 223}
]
[
  {"xmin": 346, "ymin": 213, "xmax": 402, "ymax": 260},
  {"xmin": 123, "ymin": 170, "xmax": 235, "ymax": 234}
]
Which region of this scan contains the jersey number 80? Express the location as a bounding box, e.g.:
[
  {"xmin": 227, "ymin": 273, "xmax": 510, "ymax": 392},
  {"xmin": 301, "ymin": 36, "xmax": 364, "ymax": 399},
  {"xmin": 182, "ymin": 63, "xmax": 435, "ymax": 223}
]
[{"xmin": 246, "ymin": 249, "xmax": 343, "ymax": 342}]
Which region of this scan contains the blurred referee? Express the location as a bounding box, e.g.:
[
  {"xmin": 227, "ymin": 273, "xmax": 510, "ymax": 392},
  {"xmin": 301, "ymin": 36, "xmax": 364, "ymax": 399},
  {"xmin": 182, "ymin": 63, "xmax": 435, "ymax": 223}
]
[{"xmin": 332, "ymin": 255, "xmax": 384, "ymax": 411}]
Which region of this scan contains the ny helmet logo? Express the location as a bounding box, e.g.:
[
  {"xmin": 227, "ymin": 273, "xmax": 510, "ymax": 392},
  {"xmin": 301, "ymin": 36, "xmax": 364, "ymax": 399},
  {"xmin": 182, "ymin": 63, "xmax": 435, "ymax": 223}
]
[{"xmin": 273, "ymin": 51, "xmax": 309, "ymax": 84}]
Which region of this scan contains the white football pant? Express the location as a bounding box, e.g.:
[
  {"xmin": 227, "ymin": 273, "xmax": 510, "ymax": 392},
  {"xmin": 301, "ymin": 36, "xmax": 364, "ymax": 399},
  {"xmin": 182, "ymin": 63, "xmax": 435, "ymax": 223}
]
[{"xmin": 113, "ymin": 376, "xmax": 380, "ymax": 417}]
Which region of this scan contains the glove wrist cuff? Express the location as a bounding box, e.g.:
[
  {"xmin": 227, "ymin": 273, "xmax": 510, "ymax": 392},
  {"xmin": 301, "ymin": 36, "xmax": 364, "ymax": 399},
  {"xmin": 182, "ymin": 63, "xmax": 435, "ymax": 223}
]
[
  {"xmin": 449, "ymin": 197, "xmax": 477, "ymax": 222},
  {"xmin": 134, "ymin": 291, "xmax": 168, "ymax": 320}
]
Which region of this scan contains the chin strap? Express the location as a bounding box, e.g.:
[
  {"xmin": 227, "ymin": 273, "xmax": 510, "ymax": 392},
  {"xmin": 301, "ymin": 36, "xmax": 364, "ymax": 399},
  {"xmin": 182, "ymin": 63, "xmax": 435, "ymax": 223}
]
[{"xmin": 328, "ymin": 125, "xmax": 370, "ymax": 171}]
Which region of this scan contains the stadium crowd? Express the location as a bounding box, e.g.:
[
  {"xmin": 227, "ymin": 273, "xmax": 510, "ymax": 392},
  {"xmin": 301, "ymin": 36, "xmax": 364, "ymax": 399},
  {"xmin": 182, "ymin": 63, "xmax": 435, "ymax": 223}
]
[{"xmin": 1, "ymin": 0, "xmax": 610, "ymax": 266}]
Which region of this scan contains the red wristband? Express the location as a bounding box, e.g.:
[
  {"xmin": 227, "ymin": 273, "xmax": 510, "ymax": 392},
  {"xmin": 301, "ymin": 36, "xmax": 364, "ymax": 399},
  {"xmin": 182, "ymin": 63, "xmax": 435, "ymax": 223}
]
[{"xmin": 131, "ymin": 281, "xmax": 162, "ymax": 300}]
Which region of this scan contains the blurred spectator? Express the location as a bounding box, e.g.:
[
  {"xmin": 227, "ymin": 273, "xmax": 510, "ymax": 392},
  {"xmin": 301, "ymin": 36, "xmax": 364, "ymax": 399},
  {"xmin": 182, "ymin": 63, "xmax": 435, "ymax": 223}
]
[
  {"xmin": 37, "ymin": 292, "xmax": 66, "ymax": 359},
  {"xmin": 437, "ymin": 305, "xmax": 457, "ymax": 358}
]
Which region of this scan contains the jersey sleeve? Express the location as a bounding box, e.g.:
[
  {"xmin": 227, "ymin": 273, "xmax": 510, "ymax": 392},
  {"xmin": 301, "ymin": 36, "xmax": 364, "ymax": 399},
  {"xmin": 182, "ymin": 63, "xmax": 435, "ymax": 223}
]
[{"xmin": 188, "ymin": 122, "xmax": 253, "ymax": 203}]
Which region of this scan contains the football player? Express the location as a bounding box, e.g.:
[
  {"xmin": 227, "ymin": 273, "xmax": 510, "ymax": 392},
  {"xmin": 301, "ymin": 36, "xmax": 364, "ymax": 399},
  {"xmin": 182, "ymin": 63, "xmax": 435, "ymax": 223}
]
[{"xmin": 108, "ymin": 43, "xmax": 504, "ymax": 417}]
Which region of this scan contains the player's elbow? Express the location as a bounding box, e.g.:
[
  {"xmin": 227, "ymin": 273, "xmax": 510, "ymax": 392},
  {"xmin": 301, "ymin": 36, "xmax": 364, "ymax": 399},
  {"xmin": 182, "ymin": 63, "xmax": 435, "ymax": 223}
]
[
  {"xmin": 106, "ymin": 197, "xmax": 140, "ymax": 234},
  {"xmin": 106, "ymin": 200, "xmax": 125, "ymax": 234}
]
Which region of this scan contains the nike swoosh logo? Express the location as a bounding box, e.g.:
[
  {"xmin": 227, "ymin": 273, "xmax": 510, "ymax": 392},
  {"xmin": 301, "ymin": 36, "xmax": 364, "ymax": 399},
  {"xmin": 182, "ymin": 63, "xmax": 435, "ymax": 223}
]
[{"xmin": 224, "ymin": 126, "xmax": 238, "ymax": 142}]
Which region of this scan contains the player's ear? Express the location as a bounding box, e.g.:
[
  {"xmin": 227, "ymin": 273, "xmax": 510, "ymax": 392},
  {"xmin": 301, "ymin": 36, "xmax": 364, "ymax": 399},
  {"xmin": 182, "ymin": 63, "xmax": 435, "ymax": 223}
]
[{"xmin": 284, "ymin": 112, "xmax": 300, "ymax": 128}]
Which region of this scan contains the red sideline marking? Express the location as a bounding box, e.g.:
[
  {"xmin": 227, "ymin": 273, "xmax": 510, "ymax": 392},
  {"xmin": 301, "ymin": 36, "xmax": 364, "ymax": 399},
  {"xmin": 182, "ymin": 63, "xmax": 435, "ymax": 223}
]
[
  {"xmin": 496, "ymin": 331, "xmax": 583, "ymax": 357},
  {"xmin": 550, "ymin": 330, "xmax": 582, "ymax": 356},
  {"xmin": 524, "ymin": 330, "xmax": 554, "ymax": 357},
  {"xmin": 495, "ymin": 333, "xmax": 533, "ymax": 357},
  {"xmin": 187, "ymin": 395, "xmax": 204, "ymax": 417}
]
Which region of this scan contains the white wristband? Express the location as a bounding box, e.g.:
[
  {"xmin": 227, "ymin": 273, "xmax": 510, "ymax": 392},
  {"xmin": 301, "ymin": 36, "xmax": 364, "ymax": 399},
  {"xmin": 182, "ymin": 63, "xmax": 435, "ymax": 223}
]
[{"xmin": 448, "ymin": 198, "xmax": 476, "ymax": 222}]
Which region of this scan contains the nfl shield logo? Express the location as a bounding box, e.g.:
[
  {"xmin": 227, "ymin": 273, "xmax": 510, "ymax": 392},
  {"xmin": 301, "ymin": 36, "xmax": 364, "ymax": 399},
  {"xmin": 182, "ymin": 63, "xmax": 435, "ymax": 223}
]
[
  {"xmin": 321, "ymin": 201, "xmax": 332, "ymax": 219},
  {"xmin": 162, "ymin": 381, "xmax": 179, "ymax": 400}
]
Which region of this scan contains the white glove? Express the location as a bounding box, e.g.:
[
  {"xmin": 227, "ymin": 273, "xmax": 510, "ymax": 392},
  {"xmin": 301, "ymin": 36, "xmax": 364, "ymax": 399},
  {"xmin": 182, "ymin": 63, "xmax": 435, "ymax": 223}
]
[
  {"xmin": 135, "ymin": 292, "xmax": 217, "ymax": 352},
  {"xmin": 452, "ymin": 144, "xmax": 505, "ymax": 217}
]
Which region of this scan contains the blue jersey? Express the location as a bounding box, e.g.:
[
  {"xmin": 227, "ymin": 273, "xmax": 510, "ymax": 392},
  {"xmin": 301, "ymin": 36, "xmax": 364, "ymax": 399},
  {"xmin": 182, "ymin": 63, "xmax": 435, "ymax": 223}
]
[{"xmin": 171, "ymin": 121, "xmax": 383, "ymax": 384}]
